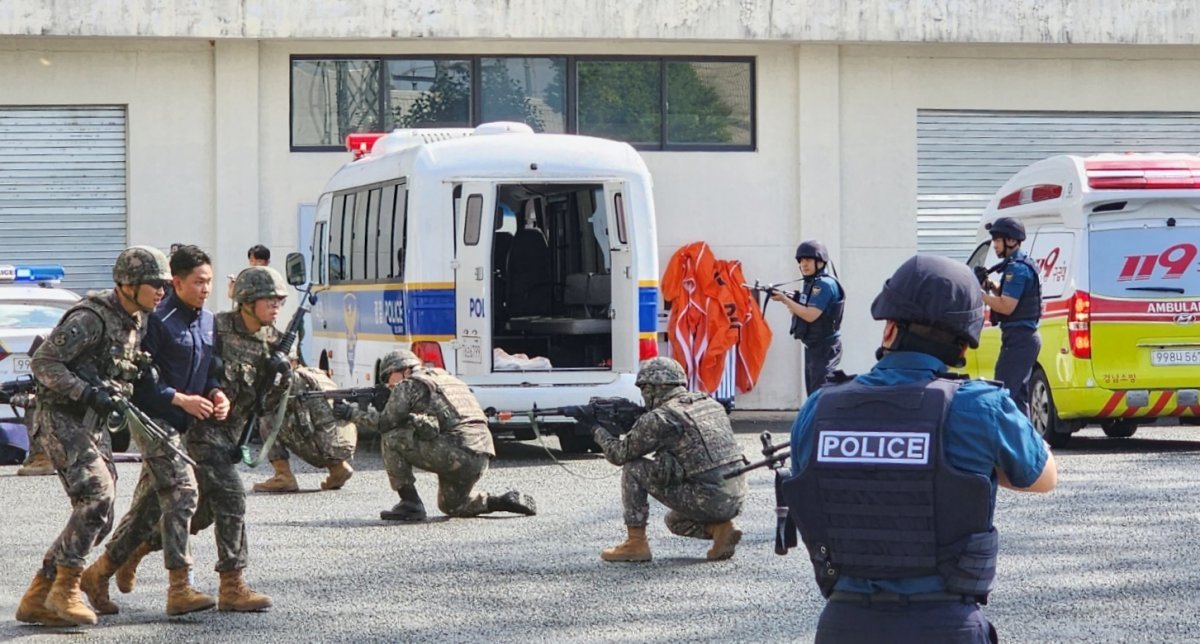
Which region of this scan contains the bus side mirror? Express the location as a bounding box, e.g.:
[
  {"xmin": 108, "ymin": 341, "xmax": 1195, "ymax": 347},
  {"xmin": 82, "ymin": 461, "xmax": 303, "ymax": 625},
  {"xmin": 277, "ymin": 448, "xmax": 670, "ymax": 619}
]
[{"xmin": 285, "ymin": 252, "xmax": 307, "ymax": 286}]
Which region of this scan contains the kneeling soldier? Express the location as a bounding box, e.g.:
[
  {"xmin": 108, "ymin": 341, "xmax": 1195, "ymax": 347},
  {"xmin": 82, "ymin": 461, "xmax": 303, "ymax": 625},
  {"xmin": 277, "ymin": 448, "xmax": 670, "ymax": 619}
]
[{"xmin": 591, "ymin": 357, "xmax": 748, "ymax": 563}]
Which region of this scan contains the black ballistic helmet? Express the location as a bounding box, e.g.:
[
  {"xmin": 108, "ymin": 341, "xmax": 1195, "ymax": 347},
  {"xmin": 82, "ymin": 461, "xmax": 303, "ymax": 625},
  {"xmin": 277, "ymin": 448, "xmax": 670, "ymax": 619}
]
[
  {"xmin": 795, "ymin": 240, "xmax": 830, "ymax": 263},
  {"xmin": 985, "ymin": 217, "xmax": 1026, "ymax": 242},
  {"xmin": 870, "ymin": 255, "xmax": 985, "ymax": 348}
]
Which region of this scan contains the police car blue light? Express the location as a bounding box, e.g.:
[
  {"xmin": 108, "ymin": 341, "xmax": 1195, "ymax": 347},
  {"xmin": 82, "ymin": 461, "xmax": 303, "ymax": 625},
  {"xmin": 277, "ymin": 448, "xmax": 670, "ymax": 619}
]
[{"xmin": 0, "ymin": 265, "xmax": 66, "ymax": 284}]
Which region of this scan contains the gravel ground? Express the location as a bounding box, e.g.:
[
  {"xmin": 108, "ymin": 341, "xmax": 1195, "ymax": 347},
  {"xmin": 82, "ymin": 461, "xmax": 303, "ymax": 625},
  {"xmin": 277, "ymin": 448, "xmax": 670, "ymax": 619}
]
[{"xmin": 1, "ymin": 420, "xmax": 1198, "ymax": 643}]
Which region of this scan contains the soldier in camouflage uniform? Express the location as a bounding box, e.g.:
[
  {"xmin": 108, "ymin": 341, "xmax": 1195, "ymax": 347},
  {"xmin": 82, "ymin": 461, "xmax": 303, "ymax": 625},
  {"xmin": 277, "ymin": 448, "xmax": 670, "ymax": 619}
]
[
  {"xmin": 81, "ymin": 244, "xmax": 221, "ymax": 618},
  {"xmin": 16, "ymin": 246, "xmax": 169, "ymax": 627},
  {"xmin": 250, "ymin": 365, "xmax": 357, "ymax": 493},
  {"xmin": 373, "ymin": 349, "xmax": 536, "ymax": 521},
  {"xmin": 13, "ymin": 393, "xmax": 56, "ymax": 476},
  {"xmin": 591, "ymin": 357, "xmax": 749, "ymax": 563}
]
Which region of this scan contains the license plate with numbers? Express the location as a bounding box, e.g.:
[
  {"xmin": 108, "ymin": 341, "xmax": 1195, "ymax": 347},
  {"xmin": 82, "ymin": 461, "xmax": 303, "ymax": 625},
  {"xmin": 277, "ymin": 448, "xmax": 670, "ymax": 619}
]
[
  {"xmin": 1151, "ymin": 349, "xmax": 1200, "ymax": 366},
  {"xmin": 460, "ymin": 338, "xmax": 482, "ymax": 364},
  {"xmin": 14, "ymin": 355, "xmax": 31, "ymax": 373}
]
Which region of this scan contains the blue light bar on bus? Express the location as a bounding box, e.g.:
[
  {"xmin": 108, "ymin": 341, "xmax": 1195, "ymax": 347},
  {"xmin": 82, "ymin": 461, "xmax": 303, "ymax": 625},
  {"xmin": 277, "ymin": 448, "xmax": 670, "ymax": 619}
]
[{"xmin": 0, "ymin": 265, "xmax": 66, "ymax": 283}]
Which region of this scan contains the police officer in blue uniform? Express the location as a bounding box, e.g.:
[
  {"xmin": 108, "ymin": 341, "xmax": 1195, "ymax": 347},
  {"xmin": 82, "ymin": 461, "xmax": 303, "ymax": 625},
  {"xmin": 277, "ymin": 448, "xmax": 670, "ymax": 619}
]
[
  {"xmin": 781, "ymin": 254, "xmax": 1056, "ymax": 643},
  {"xmin": 772, "ymin": 240, "xmax": 845, "ymax": 396},
  {"xmin": 980, "ymin": 217, "xmax": 1042, "ymax": 417}
]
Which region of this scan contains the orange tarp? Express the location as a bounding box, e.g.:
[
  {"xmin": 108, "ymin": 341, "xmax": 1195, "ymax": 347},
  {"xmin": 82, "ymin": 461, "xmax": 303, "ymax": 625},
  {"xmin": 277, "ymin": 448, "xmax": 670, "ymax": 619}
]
[{"xmin": 662, "ymin": 242, "xmax": 772, "ymax": 394}]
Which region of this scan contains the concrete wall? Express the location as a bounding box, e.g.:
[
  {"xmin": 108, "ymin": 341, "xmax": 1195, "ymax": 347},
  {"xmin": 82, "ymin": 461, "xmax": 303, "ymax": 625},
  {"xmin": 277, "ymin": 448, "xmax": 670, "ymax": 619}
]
[{"xmin": 5, "ymin": 1, "xmax": 1200, "ymax": 45}]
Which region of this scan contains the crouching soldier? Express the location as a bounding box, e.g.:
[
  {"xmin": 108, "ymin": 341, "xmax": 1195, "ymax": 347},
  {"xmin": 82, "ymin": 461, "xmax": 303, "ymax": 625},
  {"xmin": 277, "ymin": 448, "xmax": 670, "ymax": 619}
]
[
  {"xmin": 251, "ymin": 366, "xmax": 357, "ymax": 493},
  {"xmin": 591, "ymin": 357, "xmax": 748, "ymax": 563},
  {"xmin": 371, "ymin": 349, "xmax": 536, "ymax": 521},
  {"xmin": 16, "ymin": 245, "xmax": 169, "ymax": 626}
]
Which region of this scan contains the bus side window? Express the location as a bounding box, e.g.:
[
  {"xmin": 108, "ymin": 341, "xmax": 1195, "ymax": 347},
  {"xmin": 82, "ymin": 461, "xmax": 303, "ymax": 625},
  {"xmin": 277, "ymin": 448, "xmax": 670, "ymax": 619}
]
[
  {"xmin": 330, "ymin": 193, "xmax": 351, "ymax": 283},
  {"xmin": 389, "ymin": 183, "xmax": 408, "ymax": 280},
  {"xmin": 374, "ymin": 186, "xmax": 393, "ymax": 280},
  {"xmin": 313, "ymin": 220, "xmax": 327, "ymax": 285},
  {"xmin": 350, "ymin": 189, "xmax": 369, "ymax": 280}
]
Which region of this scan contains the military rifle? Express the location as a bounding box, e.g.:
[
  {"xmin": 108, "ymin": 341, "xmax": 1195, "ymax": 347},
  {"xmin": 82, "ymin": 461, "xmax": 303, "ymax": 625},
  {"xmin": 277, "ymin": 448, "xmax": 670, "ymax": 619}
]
[
  {"xmin": 743, "ymin": 279, "xmax": 802, "ymax": 314},
  {"xmin": 0, "ymin": 375, "xmax": 36, "ymax": 406},
  {"xmin": 295, "ymin": 384, "xmax": 389, "ymax": 413},
  {"xmin": 725, "ymin": 432, "xmax": 798, "ymax": 555},
  {"xmin": 514, "ymin": 397, "xmax": 646, "ymax": 437},
  {"xmin": 974, "ymin": 260, "xmax": 1005, "ymax": 295},
  {"xmin": 77, "ymin": 368, "xmax": 197, "ymax": 467}
]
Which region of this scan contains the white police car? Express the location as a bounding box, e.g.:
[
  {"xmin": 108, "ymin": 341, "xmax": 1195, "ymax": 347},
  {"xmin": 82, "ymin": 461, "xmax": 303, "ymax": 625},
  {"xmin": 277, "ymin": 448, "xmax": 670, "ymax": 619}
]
[{"xmin": 0, "ymin": 265, "xmax": 79, "ymax": 404}]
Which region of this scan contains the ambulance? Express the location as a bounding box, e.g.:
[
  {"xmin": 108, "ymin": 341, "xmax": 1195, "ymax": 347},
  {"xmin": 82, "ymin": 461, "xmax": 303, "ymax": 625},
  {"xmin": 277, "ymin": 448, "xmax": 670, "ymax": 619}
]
[
  {"xmin": 966, "ymin": 154, "xmax": 1200, "ymax": 447},
  {"xmin": 306, "ymin": 122, "xmax": 659, "ymax": 452}
]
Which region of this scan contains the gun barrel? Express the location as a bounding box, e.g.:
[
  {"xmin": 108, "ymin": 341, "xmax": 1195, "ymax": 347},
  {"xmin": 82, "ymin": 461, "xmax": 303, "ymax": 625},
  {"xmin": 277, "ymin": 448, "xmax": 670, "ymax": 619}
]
[{"xmin": 724, "ymin": 452, "xmax": 790, "ymax": 478}]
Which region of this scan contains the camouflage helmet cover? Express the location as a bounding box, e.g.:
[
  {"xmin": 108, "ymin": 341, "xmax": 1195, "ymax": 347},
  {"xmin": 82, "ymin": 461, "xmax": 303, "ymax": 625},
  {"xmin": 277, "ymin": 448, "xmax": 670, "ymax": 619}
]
[
  {"xmin": 233, "ymin": 266, "xmax": 288, "ymax": 304},
  {"xmin": 379, "ymin": 349, "xmax": 422, "ymax": 380},
  {"xmin": 112, "ymin": 245, "xmax": 171, "ymax": 285},
  {"xmin": 635, "ymin": 356, "xmax": 688, "ymax": 387}
]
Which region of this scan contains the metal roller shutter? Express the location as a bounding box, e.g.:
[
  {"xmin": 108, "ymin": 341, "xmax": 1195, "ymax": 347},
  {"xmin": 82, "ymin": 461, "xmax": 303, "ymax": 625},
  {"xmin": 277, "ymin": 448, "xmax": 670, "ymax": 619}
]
[
  {"xmin": 917, "ymin": 110, "xmax": 1200, "ymax": 260},
  {"xmin": 0, "ymin": 106, "xmax": 127, "ymax": 292}
]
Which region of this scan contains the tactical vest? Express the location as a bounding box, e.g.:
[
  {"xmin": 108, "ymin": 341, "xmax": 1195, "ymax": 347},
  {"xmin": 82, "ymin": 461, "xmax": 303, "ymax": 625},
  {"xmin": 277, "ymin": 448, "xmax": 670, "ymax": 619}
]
[
  {"xmin": 789, "ymin": 274, "xmax": 845, "ymax": 346},
  {"xmin": 37, "ymin": 291, "xmax": 147, "ymax": 409},
  {"xmin": 658, "ymin": 393, "xmax": 746, "ymax": 479},
  {"xmin": 212, "ymin": 311, "xmax": 277, "ymax": 420},
  {"xmin": 408, "ymin": 368, "xmax": 488, "ymax": 429},
  {"xmin": 781, "ymin": 377, "xmax": 997, "ymax": 601},
  {"xmin": 989, "ymin": 254, "xmax": 1042, "ymax": 325}
]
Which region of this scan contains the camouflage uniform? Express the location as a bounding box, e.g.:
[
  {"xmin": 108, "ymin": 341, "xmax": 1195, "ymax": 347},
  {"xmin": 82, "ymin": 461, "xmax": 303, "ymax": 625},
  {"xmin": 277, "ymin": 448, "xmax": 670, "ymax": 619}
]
[
  {"xmin": 380, "ymin": 368, "xmax": 497, "ymax": 516},
  {"xmin": 593, "ymin": 387, "xmax": 748, "ymax": 536},
  {"xmin": 264, "ymin": 367, "xmax": 357, "ymax": 467},
  {"xmin": 185, "ymin": 308, "xmax": 287, "ymax": 572},
  {"xmin": 31, "ymin": 289, "xmax": 148, "ymax": 572}
]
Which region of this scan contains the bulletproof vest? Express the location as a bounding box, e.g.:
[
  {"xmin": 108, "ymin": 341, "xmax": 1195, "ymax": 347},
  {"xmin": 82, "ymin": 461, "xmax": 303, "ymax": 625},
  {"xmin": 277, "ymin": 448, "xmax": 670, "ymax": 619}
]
[
  {"xmin": 990, "ymin": 254, "xmax": 1042, "ymax": 324},
  {"xmin": 789, "ymin": 274, "xmax": 845, "ymax": 345},
  {"xmin": 291, "ymin": 368, "xmax": 348, "ymax": 434},
  {"xmin": 408, "ymin": 368, "xmax": 487, "ymax": 430},
  {"xmin": 658, "ymin": 392, "xmax": 745, "ymax": 479},
  {"xmin": 212, "ymin": 311, "xmax": 278, "ymax": 417},
  {"xmin": 781, "ymin": 377, "xmax": 997, "ymax": 600},
  {"xmin": 37, "ymin": 291, "xmax": 147, "ymax": 409}
]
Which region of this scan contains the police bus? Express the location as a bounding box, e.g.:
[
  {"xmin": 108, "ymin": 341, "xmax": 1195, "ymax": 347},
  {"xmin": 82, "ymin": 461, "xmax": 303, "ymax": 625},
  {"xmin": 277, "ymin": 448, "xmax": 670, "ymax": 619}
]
[{"xmin": 306, "ymin": 122, "xmax": 660, "ymax": 452}]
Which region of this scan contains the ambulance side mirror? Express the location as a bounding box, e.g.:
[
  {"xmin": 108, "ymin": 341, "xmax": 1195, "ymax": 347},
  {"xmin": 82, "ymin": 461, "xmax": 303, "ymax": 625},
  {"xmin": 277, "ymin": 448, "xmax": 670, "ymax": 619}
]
[{"xmin": 285, "ymin": 252, "xmax": 307, "ymax": 286}]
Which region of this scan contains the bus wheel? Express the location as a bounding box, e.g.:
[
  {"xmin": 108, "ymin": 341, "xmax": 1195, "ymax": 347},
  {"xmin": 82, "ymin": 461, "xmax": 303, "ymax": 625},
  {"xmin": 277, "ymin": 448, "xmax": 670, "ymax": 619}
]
[
  {"xmin": 1030, "ymin": 369, "xmax": 1070, "ymax": 448},
  {"xmin": 1101, "ymin": 419, "xmax": 1138, "ymax": 439},
  {"xmin": 557, "ymin": 425, "xmax": 599, "ymax": 454}
]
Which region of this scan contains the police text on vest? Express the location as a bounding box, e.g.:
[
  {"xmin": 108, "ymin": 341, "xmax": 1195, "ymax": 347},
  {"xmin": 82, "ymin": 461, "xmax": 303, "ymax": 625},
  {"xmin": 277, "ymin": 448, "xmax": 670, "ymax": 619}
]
[{"xmin": 817, "ymin": 431, "xmax": 930, "ymax": 465}]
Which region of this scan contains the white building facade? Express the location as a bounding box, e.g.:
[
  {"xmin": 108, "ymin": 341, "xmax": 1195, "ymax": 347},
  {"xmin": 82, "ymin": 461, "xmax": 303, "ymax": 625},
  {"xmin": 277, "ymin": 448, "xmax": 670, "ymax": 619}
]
[{"xmin": 4, "ymin": 1, "xmax": 1200, "ymax": 409}]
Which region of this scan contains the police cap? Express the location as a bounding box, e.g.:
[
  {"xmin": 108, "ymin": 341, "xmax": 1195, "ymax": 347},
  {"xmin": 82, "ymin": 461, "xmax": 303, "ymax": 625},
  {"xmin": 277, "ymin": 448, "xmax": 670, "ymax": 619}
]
[{"xmin": 869, "ymin": 254, "xmax": 985, "ymax": 348}]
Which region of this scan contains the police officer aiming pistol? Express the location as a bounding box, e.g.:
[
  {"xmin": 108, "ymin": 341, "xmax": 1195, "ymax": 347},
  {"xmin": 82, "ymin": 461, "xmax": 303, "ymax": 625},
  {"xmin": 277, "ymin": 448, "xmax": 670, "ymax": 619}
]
[
  {"xmin": 772, "ymin": 240, "xmax": 845, "ymax": 396},
  {"xmin": 979, "ymin": 217, "xmax": 1042, "ymax": 417},
  {"xmin": 780, "ymin": 254, "xmax": 1056, "ymax": 643}
]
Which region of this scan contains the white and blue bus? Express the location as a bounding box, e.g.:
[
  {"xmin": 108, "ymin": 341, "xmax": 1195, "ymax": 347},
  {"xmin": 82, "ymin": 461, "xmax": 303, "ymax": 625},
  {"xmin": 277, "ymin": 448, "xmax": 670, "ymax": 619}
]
[{"xmin": 307, "ymin": 122, "xmax": 660, "ymax": 452}]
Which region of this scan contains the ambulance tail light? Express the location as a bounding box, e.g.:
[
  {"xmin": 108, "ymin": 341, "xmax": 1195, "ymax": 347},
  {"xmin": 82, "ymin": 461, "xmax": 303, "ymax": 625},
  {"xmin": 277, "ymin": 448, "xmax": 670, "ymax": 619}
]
[
  {"xmin": 346, "ymin": 133, "xmax": 386, "ymax": 160},
  {"xmin": 997, "ymin": 184, "xmax": 1063, "ymax": 209},
  {"xmin": 411, "ymin": 341, "xmax": 445, "ymax": 369},
  {"xmin": 639, "ymin": 338, "xmax": 658, "ymax": 360},
  {"xmin": 1067, "ymin": 291, "xmax": 1091, "ymax": 359}
]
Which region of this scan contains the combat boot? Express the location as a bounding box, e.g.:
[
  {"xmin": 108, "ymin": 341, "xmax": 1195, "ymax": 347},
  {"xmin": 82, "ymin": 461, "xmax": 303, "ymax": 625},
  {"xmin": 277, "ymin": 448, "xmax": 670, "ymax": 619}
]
[
  {"xmin": 381, "ymin": 485, "xmax": 427, "ymax": 521},
  {"xmin": 705, "ymin": 521, "xmax": 743, "ymax": 561},
  {"xmin": 115, "ymin": 541, "xmax": 153, "ymax": 593},
  {"xmin": 44, "ymin": 564, "xmax": 97, "ymax": 625},
  {"xmin": 252, "ymin": 459, "xmax": 299, "ymax": 493},
  {"xmin": 79, "ymin": 553, "xmax": 120, "ymax": 615},
  {"xmin": 166, "ymin": 567, "xmax": 216, "ymax": 616},
  {"xmin": 16, "ymin": 571, "xmax": 71, "ymax": 626},
  {"xmin": 320, "ymin": 460, "xmax": 354, "ymax": 490},
  {"xmin": 16, "ymin": 452, "xmax": 55, "ymax": 476},
  {"xmin": 217, "ymin": 570, "xmax": 272, "ymax": 612},
  {"xmin": 601, "ymin": 526, "xmax": 652, "ymax": 562},
  {"xmin": 487, "ymin": 490, "xmax": 537, "ymax": 516}
]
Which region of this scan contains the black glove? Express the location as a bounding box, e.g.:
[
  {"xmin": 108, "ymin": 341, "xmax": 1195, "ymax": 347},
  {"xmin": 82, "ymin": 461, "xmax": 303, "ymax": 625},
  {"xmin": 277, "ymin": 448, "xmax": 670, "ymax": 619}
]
[
  {"xmin": 570, "ymin": 406, "xmax": 598, "ymax": 428},
  {"xmin": 268, "ymin": 351, "xmax": 291, "ymax": 380},
  {"xmin": 372, "ymin": 386, "xmax": 390, "ymax": 412},
  {"xmin": 84, "ymin": 386, "xmax": 117, "ymax": 415},
  {"xmin": 331, "ymin": 401, "xmax": 353, "ymax": 421}
]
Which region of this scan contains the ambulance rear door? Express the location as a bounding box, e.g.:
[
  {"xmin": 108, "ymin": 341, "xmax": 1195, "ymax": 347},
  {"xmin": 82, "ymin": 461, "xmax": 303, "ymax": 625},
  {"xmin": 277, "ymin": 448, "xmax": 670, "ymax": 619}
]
[
  {"xmin": 454, "ymin": 182, "xmax": 495, "ymax": 376},
  {"xmin": 604, "ymin": 180, "xmax": 637, "ymax": 374}
]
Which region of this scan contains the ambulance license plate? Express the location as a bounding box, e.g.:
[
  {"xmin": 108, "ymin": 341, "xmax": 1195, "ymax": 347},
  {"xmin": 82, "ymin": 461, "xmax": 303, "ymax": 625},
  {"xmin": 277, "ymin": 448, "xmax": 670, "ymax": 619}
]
[{"xmin": 1151, "ymin": 349, "xmax": 1200, "ymax": 366}]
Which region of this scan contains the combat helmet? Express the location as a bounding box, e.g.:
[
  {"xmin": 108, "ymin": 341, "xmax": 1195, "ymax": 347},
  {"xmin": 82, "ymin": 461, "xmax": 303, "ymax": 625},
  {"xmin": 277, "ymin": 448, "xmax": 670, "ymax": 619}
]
[
  {"xmin": 379, "ymin": 349, "xmax": 422, "ymax": 381},
  {"xmin": 112, "ymin": 245, "xmax": 171, "ymax": 286},
  {"xmin": 985, "ymin": 217, "xmax": 1026, "ymax": 242},
  {"xmin": 635, "ymin": 357, "xmax": 688, "ymax": 387},
  {"xmin": 794, "ymin": 240, "xmax": 831, "ymax": 264},
  {"xmin": 233, "ymin": 266, "xmax": 288, "ymax": 304},
  {"xmin": 869, "ymin": 254, "xmax": 985, "ymax": 349}
]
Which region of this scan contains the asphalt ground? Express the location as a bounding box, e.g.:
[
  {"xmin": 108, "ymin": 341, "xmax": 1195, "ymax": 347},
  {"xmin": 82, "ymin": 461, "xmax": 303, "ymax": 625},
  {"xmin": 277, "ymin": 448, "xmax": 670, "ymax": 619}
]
[{"xmin": 1, "ymin": 417, "xmax": 1199, "ymax": 643}]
